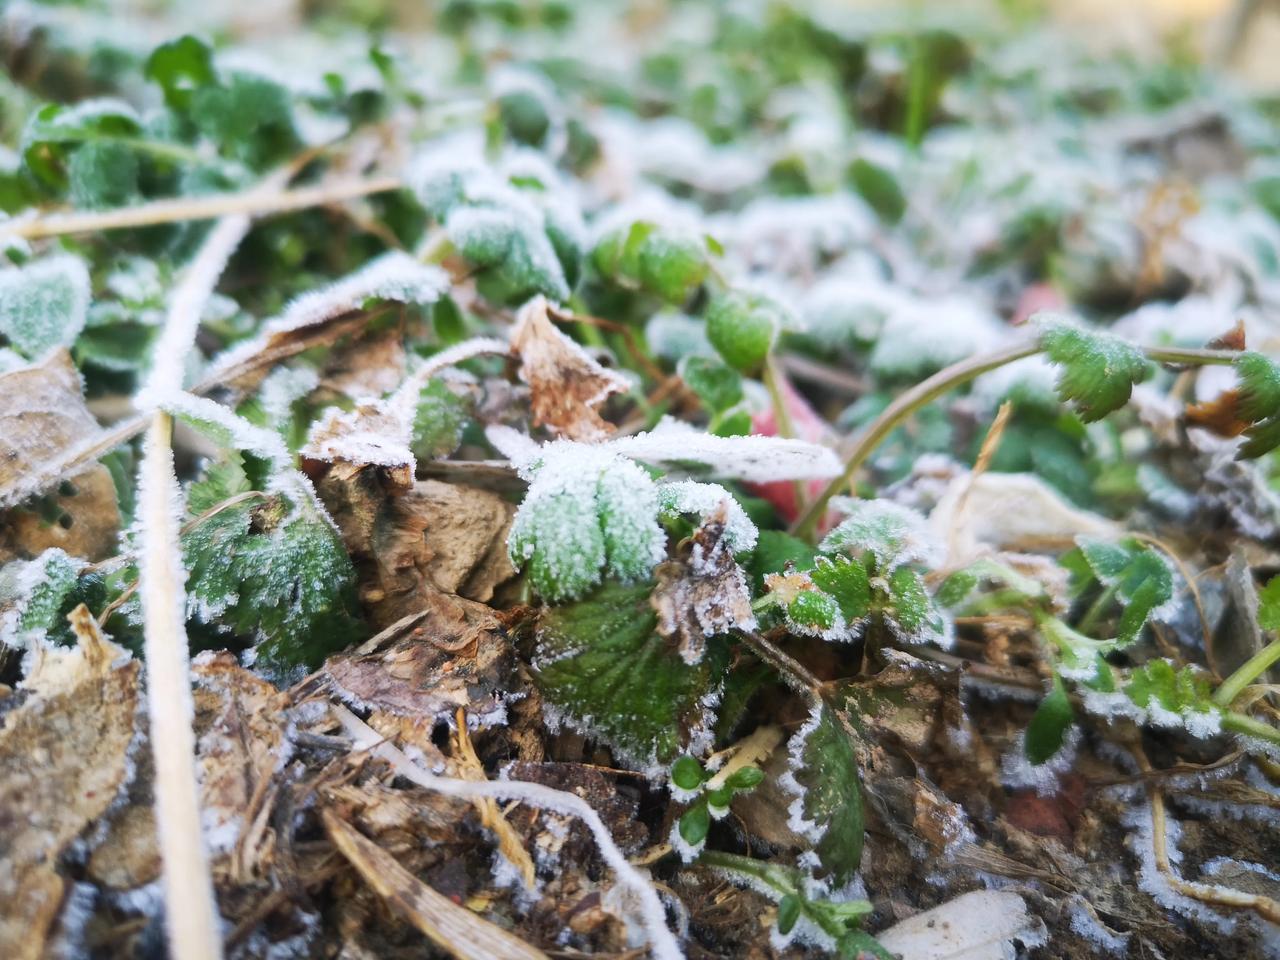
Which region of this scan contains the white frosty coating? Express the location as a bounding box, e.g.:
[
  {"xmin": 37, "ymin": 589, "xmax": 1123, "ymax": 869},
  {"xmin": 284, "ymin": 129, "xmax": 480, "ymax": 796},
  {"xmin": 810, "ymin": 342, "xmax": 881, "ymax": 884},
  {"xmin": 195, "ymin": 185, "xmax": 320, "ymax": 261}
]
[
  {"xmin": 778, "ymin": 703, "xmax": 828, "ymax": 845},
  {"xmin": 667, "ymin": 781, "xmax": 702, "ymax": 805},
  {"xmin": 668, "ymin": 820, "xmax": 706, "ymax": 863},
  {"xmin": 301, "ymin": 336, "xmax": 508, "ymax": 471},
  {"xmin": 1078, "ymin": 535, "xmax": 1182, "ymax": 625},
  {"xmin": 657, "ymin": 480, "xmax": 758, "ymax": 554},
  {"xmin": 1066, "ymin": 897, "xmax": 1131, "ymax": 955},
  {"xmin": 720, "ymin": 195, "xmax": 875, "ymax": 277},
  {"xmin": 875, "ymin": 889, "xmax": 1048, "ymax": 959},
  {"xmin": 607, "ymin": 423, "xmax": 842, "ymax": 483},
  {"xmin": 151, "ymin": 389, "xmax": 292, "ymax": 465},
  {"xmin": 0, "ymin": 547, "xmax": 84, "ymax": 649},
  {"xmin": 257, "ymin": 365, "xmax": 319, "ymax": 427},
  {"xmin": 870, "ymin": 293, "xmax": 1008, "ymax": 377},
  {"xmin": 823, "ymin": 497, "xmax": 943, "ymax": 569},
  {"xmin": 335, "ymin": 705, "xmax": 683, "ymax": 960},
  {"xmin": 1000, "ymin": 725, "xmax": 1082, "ymax": 796},
  {"xmin": 649, "ymin": 313, "xmax": 713, "ymax": 362},
  {"xmin": 206, "ymin": 252, "xmax": 450, "ymax": 382},
  {"xmin": 0, "ymin": 253, "xmax": 91, "ymax": 358}
]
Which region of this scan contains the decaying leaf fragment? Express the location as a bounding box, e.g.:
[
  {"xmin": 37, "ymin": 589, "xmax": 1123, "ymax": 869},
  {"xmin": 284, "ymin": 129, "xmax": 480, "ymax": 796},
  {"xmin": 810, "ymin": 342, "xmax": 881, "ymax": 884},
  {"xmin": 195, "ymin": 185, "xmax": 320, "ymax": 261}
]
[
  {"xmin": 651, "ymin": 501, "xmax": 756, "ymax": 664},
  {"xmin": 0, "ymin": 350, "xmax": 120, "ymax": 559},
  {"xmin": 323, "ymin": 591, "xmax": 516, "ymax": 729},
  {"xmin": 511, "ymin": 296, "xmax": 629, "ymax": 441},
  {"xmin": 0, "ymin": 606, "xmax": 138, "ymax": 960}
]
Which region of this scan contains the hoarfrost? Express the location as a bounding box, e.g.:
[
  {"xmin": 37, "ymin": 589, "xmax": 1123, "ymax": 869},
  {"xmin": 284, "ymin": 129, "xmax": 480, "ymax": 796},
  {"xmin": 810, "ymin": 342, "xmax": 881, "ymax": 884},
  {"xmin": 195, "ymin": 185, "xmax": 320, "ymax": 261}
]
[
  {"xmin": 822, "ymin": 497, "xmax": 943, "ymax": 569},
  {"xmin": 0, "ymin": 254, "xmax": 91, "ymax": 359},
  {"xmin": 1001, "ymin": 725, "xmax": 1081, "ymax": 796},
  {"xmin": 607, "ymin": 422, "xmax": 842, "ymax": 483},
  {"xmin": 657, "ymin": 480, "xmax": 758, "ymax": 554}
]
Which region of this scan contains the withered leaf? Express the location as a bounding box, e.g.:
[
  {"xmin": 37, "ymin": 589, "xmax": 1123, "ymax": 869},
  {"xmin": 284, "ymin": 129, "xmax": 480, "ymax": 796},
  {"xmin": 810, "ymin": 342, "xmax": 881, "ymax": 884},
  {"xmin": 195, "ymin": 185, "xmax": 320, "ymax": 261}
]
[
  {"xmin": 0, "ymin": 606, "xmax": 139, "ymax": 960},
  {"xmin": 191, "ymin": 651, "xmax": 291, "ymax": 873},
  {"xmin": 650, "ymin": 502, "xmax": 755, "ymax": 665},
  {"xmin": 324, "ymin": 591, "xmax": 516, "ymax": 728},
  {"xmin": 0, "ymin": 350, "xmax": 120, "ymax": 560},
  {"xmin": 511, "ymin": 296, "xmax": 629, "ymax": 442},
  {"xmin": 1186, "ymin": 389, "xmax": 1250, "ymax": 438}
]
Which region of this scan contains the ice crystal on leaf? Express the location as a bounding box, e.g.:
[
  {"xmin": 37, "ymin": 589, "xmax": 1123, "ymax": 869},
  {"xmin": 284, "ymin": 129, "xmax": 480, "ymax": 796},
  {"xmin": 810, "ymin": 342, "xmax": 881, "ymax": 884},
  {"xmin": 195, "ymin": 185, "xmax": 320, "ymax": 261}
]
[
  {"xmin": 0, "ymin": 255, "xmax": 90, "ymax": 360},
  {"xmin": 0, "ymin": 548, "xmax": 84, "ymax": 649},
  {"xmin": 606, "ymin": 423, "xmax": 842, "ymax": 483},
  {"xmin": 1076, "ymin": 536, "xmax": 1176, "ymax": 646},
  {"xmin": 1038, "ymin": 315, "xmax": 1152, "ymax": 422},
  {"xmin": 508, "ymin": 444, "xmax": 666, "ymax": 603},
  {"xmin": 656, "ymin": 480, "xmax": 757, "ymax": 555},
  {"xmin": 821, "ymin": 498, "xmax": 942, "ymax": 570},
  {"xmin": 1234, "ymin": 351, "xmax": 1280, "ymax": 459}
]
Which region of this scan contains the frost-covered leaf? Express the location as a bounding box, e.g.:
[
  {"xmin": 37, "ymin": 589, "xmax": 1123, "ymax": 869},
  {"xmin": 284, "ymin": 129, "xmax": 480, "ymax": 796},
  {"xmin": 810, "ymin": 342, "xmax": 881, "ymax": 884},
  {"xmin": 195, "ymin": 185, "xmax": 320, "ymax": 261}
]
[
  {"xmin": 592, "ymin": 220, "xmax": 711, "ymax": 304},
  {"xmin": 410, "ymin": 377, "xmax": 473, "ymax": 461},
  {"xmin": 820, "ymin": 498, "xmax": 941, "ymax": 571},
  {"xmin": 1123, "ymin": 660, "xmax": 1220, "ymax": 734},
  {"xmin": 510, "ymin": 297, "xmax": 629, "ymax": 441},
  {"xmin": 678, "ymin": 355, "xmax": 743, "ymax": 415},
  {"xmin": 21, "ymin": 99, "xmax": 142, "ymax": 190},
  {"xmin": 184, "ymin": 491, "xmax": 363, "ymax": 677},
  {"xmin": 810, "ymin": 555, "xmax": 871, "ymax": 624},
  {"xmin": 0, "ymin": 256, "xmax": 90, "ymax": 360},
  {"xmin": 781, "ymin": 702, "xmax": 864, "ymax": 884},
  {"xmin": 656, "ymin": 480, "xmax": 757, "ymax": 554},
  {"xmin": 651, "ymin": 501, "xmax": 756, "ymax": 664},
  {"xmin": 1039, "ymin": 317, "xmax": 1151, "ymax": 422},
  {"xmin": 145, "ymin": 34, "xmax": 216, "ymax": 109},
  {"xmin": 508, "ymin": 444, "xmax": 665, "ymax": 603},
  {"xmin": 0, "ymin": 549, "xmax": 84, "ymax": 649},
  {"xmin": 534, "ymin": 581, "xmax": 726, "ymax": 773},
  {"xmin": 606, "ymin": 425, "xmax": 841, "ymax": 483},
  {"xmin": 1025, "ymin": 676, "xmax": 1075, "ymax": 765},
  {"xmin": 885, "ymin": 566, "xmax": 950, "ymax": 646}
]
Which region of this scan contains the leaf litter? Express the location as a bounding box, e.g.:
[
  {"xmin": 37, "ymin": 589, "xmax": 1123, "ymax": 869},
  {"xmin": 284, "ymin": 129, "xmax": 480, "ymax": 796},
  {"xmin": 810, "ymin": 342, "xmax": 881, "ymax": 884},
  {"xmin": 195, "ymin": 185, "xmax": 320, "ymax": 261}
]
[{"xmin": 1, "ymin": 4, "xmax": 1279, "ymax": 960}]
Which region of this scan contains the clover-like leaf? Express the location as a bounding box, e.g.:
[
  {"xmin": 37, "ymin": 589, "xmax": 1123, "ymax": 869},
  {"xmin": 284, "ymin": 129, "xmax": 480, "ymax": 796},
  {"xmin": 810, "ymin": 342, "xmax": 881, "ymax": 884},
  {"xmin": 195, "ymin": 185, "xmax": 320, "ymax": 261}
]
[
  {"xmin": 0, "ymin": 256, "xmax": 91, "ymax": 360},
  {"xmin": 0, "ymin": 548, "xmax": 84, "ymax": 648},
  {"xmin": 781, "ymin": 702, "xmax": 865, "ymax": 885},
  {"xmin": 1038, "ymin": 317, "xmax": 1151, "ymax": 422},
  {"xmin": 1077, "ymin": 536, "xmax": 1174, "ymax": 646},
  {"xmin": 592, "ymin": 220, "xmax": 711, "ymax": 304},
  {"xmin": 1123, "ymin": 659, "xmax": 1219, "ymax": 735},
  {"xmin": 705, "ymin": 289, "xmax": 784, "ymax": 373},
  {"xmin": 820, "ymin": 497, "xmax": 941, "ymax": 571},
  {"xmin": 533, "ymin": 581, "xmax": 727, "ymax": 774}
]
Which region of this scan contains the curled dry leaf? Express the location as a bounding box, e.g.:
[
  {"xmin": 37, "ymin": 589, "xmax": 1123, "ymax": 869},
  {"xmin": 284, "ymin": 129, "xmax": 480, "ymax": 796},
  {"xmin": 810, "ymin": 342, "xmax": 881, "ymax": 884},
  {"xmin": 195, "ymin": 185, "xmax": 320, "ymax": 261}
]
[
  {"xmin": 0, "ymin": 606, "xmax": 138, "ymax": 960},
  {"xmin": 190, "ymin": 651, "xmax": 292, "ymax": 875},
  {"xmin": 1186, "ymin": 389, "xmax": 1250, "ymax": 439},
  {"xmin": 651, "ymin": 501, "xmax": 756, "ymax": 665},
  {"xmin": 874, "ymin": 889, "xmax": 1047, "ymax": 960},
  {"xmin": 323, "ymin": 591, "xmax": 517, "ymax": 729},
  {"xmin": 511, "ymin": 296, "xmax": 629, "ymax": 441},
  {"xmin": 0, "ymin": 350, "xmax": 120, "ymax": 559}
]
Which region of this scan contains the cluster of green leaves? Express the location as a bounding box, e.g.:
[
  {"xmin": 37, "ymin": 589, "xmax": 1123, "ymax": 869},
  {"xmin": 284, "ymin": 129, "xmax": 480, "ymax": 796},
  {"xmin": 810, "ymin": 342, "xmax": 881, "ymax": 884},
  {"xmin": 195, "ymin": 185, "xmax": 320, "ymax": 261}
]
[{"xmin": 668, "ymin": 753, "xmax": 766, "ymax": 858}]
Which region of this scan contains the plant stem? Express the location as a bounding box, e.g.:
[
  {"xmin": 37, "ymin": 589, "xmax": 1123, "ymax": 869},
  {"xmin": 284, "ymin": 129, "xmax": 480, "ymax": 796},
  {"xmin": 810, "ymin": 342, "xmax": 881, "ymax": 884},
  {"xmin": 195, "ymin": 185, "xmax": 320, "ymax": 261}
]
[
  {"xmin": 789, "ymin": 337, "xmax": 1247, "ymax": 541},
  {"xmin": 3, "ymin": 174, "xmax": 402, "ymax": 240},
  {"xmin": 1221, "ymin": 710, "xmax": 1280, "ymax": 749},
  {"xmin": 791, "ymin": 341, "xmax": 1041, "ymax": 540},
  {"xmin": 1213, "ymin": 638, "xmax": 1280, "ymax": 708},
  {"xmin": 1076, "ymin": 582, "xmax": 1120, "ymax": 637},
  {"xmin": 737, "ymin": 629, "xmax": 825, "ymax": 698}
]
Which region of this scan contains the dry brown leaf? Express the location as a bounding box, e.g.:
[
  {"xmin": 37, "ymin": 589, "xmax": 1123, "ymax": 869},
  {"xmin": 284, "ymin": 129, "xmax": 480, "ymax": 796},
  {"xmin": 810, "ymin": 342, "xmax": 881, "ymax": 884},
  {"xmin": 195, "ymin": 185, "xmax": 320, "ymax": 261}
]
[
  {"xmin": 0, "ymin": 605, "xmax": 139, "ymax": 960},
  {"xmin": 191, "ymin": 651, "xmax": 291, "ymax": 881},
  {"xmin": 650, "ymin": 502, "xmax": 755, "ymax": 665},
  {"xmin": 322, "ymin": 809, "xmax": 551, "ymax": 960},
  {"xmin": 1186, "ymin": 389, "xmax": 1250, "ymax": 438},
  {"xmin": 323, "ymin": 592, "xmax": 516, "ymax": 728},
  {"xmin": 0, "ymin": 350, "xmax": 120, "ymax": 560},
  {"xmin": 510, "ymin": 296, "xmax": 629, "ymax": 441}
]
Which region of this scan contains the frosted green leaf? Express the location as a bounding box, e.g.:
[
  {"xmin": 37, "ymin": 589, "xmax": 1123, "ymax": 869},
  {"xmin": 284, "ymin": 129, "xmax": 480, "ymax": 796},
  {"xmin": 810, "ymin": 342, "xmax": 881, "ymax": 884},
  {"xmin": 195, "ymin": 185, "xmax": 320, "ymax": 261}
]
[
  {"xmin": 186, "ymin": 455, "xmax": 252, "ymax": 516},
  {"xmin": 1077, "ymin": 536, "xmax": 1174, "ymax": 646},
  {"xmin": 678, "ymin": 355, "xmax": 743, "ymax": 414},
  {"xmin": 1124, "ymin": 659, "xmax": 1219, "ymax": 732},
  {"xmin": 782, "ymin": 702, "xmax": 864, "ymax": 884},
  {"xmin": 705, "ymin": 289, "xmax": 783, "ymax": 373},
  {"xmin": 191, "ymin": 72, "xmax": 300, "ymax": 169},
  {"xmin": 1038, "ymin": 316, "xmax": 1151, "ymax": 422},
  {"xmin": 21, "ymin": 98, "xmax": 142, "ymax": 189},
  {"xmin": 411, "ymin": 377, "xmax": 473, "ymax": 461},
  {"xmin": 656, "ymin": 480, "xmax": 758, "ymax": 553},
  {"xmin": 534, "ymin": 581, "xmax": 727, "ymax": 774},
  {"xmin": 636, "ymin": 230, "xmax": 710, "ymax": 304},
  {"xmin": 809, "ymin": 555, "xmax": 871, "ymax": 623},
  {"xmin": 885, "ymin": 566, "xmax": 949, "ymax": 645},
  {"xmin": 1235, "ymin": 352, "xmax": 1280, "ymax": 459},
  {"xmin": 67, "ymin": 140, "xmax": 139, "ymax": 210},
  {"xmin": 1025, "ymin": 676, "xmax": 1074, "ymax": 765},
  {"xmin": 509, "ymin": 445, "xmax": 666, "ymax": 602},
  {"xmin": 145, "ymin": 34, "xmax": 216, "ymax": 108},
  {"xmin": 787, "ymin": 590, "xmax": 842, "ymax": 635},
  {"xmin": 0, "ymin": 549, "xmax": 84, "ymax": 648},
  {"xmin": 821, "ymin": 498, "xmax": 941, "ymax": 571},
  {"xmin": 0, "ymin": 255, "xmax": 91, "ymax": 360},
  {"xmin": 448, "ymin": 197, "xmax": 570, "ymax": 303},
  {"xmin": 647, "ymin": 312, "xmax": 713, "ymax": 362}
]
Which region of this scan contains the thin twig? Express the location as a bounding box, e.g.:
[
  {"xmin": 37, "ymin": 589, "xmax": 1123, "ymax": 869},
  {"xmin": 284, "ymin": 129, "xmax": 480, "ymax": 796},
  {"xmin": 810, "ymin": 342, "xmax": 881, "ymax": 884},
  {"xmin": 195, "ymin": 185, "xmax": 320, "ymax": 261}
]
[{"xmin": 3, "ymin": 175, "xmax": 403, "ymax": 240}]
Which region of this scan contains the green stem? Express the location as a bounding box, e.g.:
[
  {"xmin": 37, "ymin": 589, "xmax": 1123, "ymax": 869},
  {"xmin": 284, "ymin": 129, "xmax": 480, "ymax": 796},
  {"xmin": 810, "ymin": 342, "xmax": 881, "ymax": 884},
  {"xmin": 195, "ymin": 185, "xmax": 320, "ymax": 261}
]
[
  {"xmin": 789, "ymin": 338, "xmax": 1248, "ymax": 542},
  {"xmin": 792, "ymin": 341, "xmax": 1041, "ymax": 540},
  {"xmin": 1213, "ymin": 638, "xmax": 1280, "ymax": 708},
  {"xmin": 1076, "ymin": 582, "xmax": 1120, "ymax": 637},
  {"xmin": 1221, "ymin": 710, "xmax": 1280, "ymax": 748}
]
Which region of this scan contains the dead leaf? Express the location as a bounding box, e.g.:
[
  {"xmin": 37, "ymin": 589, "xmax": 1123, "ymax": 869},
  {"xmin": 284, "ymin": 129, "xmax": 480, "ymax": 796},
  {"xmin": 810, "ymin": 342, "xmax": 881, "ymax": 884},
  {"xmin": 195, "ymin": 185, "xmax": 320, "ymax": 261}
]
[
  {"xmin": 510, "ymin": 296, "xmax": 628, "ymax": 442},
  {"xmin": 651, "ymin": 502, "xmax": 755, "ymax": 664},
  {"xmin": 1206, "ymin": 319, "xmax": 1247, "ymax": 352},
  {"xmin": 323, "ymin": 593, "xmax": 516, "ymax": 728},
  {"xmin": 191, "ymin": 651, "xmax": 291, "ymax": 880},
  {"xmin": 322, "ymin": 809, "xmax": 551, "ymax": 960},
  {"xmin": 1186, "ymin": 389, "xmax": 1250, "ymax": 438},
  {"xmin": 874, "ymin": 889, "xmax": 1047, "ymax": 959},
  {"xmin": 303, "ymin": 399, "xmax": 417, "ymax": 493},
  {"xmin": 0, "ymin": 605, "xmax": 139, "ymax": 960},
  {"xmin": 0, "ymin": 350, "xmax": 120, "ymax": 559}
]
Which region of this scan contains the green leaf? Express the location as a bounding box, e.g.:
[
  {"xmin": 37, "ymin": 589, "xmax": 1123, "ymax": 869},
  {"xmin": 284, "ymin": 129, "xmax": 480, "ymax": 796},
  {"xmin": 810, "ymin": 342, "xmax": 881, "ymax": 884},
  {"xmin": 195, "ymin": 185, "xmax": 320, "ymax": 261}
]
[
  {"xmin": 784, "ymin": 703, "xmax": 864, "ymax": 884},
  {"xmin": 679, "ymin": 803, "xmax": 711, "ymax": 847},
  {"xmin": 191, "ymin": 72, "xmax": 300, "ymax": 169},
  {"xmin": 497, "ymin": 89, "xmax": 550, "ymax": 146},
  {"xmin": 705, "ymin": 290, "xmax": 783, "ymax": 373},
  {"xmin": 67, "ymin": 140, "xmax": 139, "ymax": 210},
  {"xmin": 884, "ymin": 565, "xmax": 947, "ymax": 644},
  {"xmin": 787, "ymin": 589, "xmax": 842, "ymax": 634},
  {"xmin": 671, "ymin": 755, "xmax": 706, "ymax": 791},
  {"xmin": 533, "ymin": 581, "xmax": 727, "ymax": 770},
  {"xmin": 1025, "ymin": 675, "xmax": 1074, "ymax": 765},
  {"xmin": 1259, "ymin": 576, "xmax": 1280, "ymax": 632},
  {"xmin": 22, "ymin": 100, "xmax": 142, "ymax": 190},
  {"xmin": 820, "ymin": 498, "xmax": 939, "ymax": 571},
  {"xmin": 725, "ymin": 765, "xmax": 765, "ymax": 791},
  {"xmin": 1077, "ymin": 537, "xmax": 1173, "ymax": 646},
  {"xmin": 1235, "ymin": 352, "xmax": 1280, "ymax": 459},
  {"xmin": 509, "ymin": 448, "xmax": 665, "ymax": 603},
  {"xmin": 186, "ymin": 454, "xmax": 253, "ymax": 515},
  {"xmin": 776, "ymin": 894, "xmax": 801, "ymax": 936},
  {"xmin": 1039, "ymin": 317, "xmax": 1151, "ymax": 422},
  {"xmin": 1124, "ymin": 659, "xmax": 1219, "ymax": 729},
  {"xmin": 747, "ymin": 530, "xmax": 818, "ymax": 589},
  {"xmin": 411, "ymin": 377, "xmax": 473, "ymax": 461},
  {"xmin": 809, "ymin": 555, "xmax": 871, "ymax": 623},
  {"xmin": 679, "ymin": 355, "xmax": 743, "ymax": 414},
  {"xmin": 0, "ymin": 256, "xmax": 90, "ymax": 359},
  {"xmin": 849, "ymin": 157, "xmax": 906, "ymax": 225},
  {"xmin": 0, "ymin": 548, "xmax": 84, "ymax": 647},
  {"xmin": 145, "ymin": 35, "xmax": 216, "ymax": 108}
]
